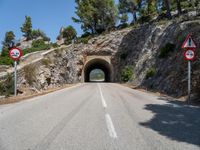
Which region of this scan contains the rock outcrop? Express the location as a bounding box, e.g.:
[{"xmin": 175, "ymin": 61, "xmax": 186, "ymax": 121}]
[{"xmin": 1, "ymin": 17, "xmax": 200, "ymax": 98}]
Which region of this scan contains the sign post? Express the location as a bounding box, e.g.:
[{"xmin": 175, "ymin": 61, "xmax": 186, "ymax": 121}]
[
  {"xmin": 182, "ymin": 34, "xmax": 196, "ymax": 104},
  {"xmin": 9, "ymin": 48, "xmax": 22, "ymax": 96},
  {"xmin": 14, "ymin": 61, "xmax": 17, "ymax": 96},
  {"xmin": 188, "ymin": 60, "xmax": 191, "ymax": 104}
]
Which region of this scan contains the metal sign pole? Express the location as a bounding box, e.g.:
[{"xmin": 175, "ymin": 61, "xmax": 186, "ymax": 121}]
[
  {"xmin": 14, "ymin": 61, "xmax": 17, "ymax": 96},
  {"xmin": 188, "ymin": 60, "xmax": 191, "ymax": 104}
]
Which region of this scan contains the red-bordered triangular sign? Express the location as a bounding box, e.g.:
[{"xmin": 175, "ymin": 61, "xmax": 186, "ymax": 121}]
[{"xmin": 182, "ymin": 34, "xmax": 197, "ymax": 50}]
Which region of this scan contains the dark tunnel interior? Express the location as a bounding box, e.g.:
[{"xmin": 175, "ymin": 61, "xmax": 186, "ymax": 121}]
[{"xmin": 84, "ymin": 59, "xmax": 111, "ymax": 82}]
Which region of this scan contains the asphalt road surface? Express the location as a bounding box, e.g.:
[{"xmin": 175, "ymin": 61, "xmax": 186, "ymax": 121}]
[{"xmin": 0, "ymin": 83, "xmax": 199, "ymax": 150}]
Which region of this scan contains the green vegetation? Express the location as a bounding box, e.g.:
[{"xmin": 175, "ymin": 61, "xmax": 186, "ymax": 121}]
[
  {"xmin": 72, "ymin": 0, "xmax": 118, "ymax": 34},
  {"xmin": 146, "ymin": 67, "xmax": 156, "ymax": 79},
  {"xmin": 42, "ymin": 58, "xmax": 51, "ymax": 67},
  {"xmin": 2, "ymin": 31, "xmax": 15, "ymax": 49},
  {"xmin": 23, "ymin": 39, "xmax": 50, "ymax": 56},
  {"xmin": 159, "ymin": 43, "xmax": 176, "ymax": 58},
  {"xmin": 90, "ymin": 69, "xmax": 105, "ymax": 81},
  {"xmin": 121, "ymin": 66, "xmax": 133, "ymax": 82},
  {"xmin": 21, "ymin": 16, "xmax": 32, "ymax": 40},
  {"xmin": 0, "ymin": 74, "xmax": 14, "ymax": 97},
  {"xmin": 23, "ymin": 64, "xmax": 37, "ymax": 85},
  {"xmin": 31, "ymin": 29, "xmax": 50, "ymax": 41}
]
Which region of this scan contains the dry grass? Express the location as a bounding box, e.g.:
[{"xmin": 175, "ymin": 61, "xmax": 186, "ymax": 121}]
[{"xmin": 0, "ymin": 84, "xmax": 77, "ymax": 105}]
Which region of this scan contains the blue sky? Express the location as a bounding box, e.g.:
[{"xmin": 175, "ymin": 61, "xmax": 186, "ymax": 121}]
[
  {"xmin": 0, "ymin": 0, "xmax": 83, "ymax": 49},
  {"xmin": 0, "ymin": 0, "xmax": 119, "ymax": 50}
]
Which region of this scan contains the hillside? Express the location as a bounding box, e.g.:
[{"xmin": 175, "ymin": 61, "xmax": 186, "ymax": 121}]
[{"xmin": 0, "ymin": 16, "xmax": 200, "ymax": 101}]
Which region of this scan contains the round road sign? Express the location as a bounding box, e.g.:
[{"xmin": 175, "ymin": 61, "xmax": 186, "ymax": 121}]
[
  {"xmin": 9, "ymin": 48, "xmax": 22, "ymax": 61},
  {"xmin": 184, "ymin": 49, "xmax": 195, "ymax": 61}
]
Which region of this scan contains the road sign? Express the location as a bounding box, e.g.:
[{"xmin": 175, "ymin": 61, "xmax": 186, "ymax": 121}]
[
  {"xmin": 184, "ymin": 49, "xmax": 195, "ymax": 61},
  {"xmin": 182, "ymin": 34, "xmax": 197, "ymax": 50},
  {"xmin": 9, "ymin": 47, "xmax": 22, "ymax": 96},
  {"xmin": 9, "ymin": 48, "xmax": 22, "ymax": 61}
]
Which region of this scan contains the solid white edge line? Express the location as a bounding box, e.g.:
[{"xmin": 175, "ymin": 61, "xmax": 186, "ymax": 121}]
[
  {"xmin": 98, "ymin": 84, "xmax": 107, "ymax": 108},
  {"xmin": 105, "ymin": 113, "xmax": 117, "ymax": 139}
]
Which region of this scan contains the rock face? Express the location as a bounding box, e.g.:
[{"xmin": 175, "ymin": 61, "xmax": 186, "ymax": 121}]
[
  {"xmin": 114, "ymin": 20, "xmax": 200, "ymax": 97},
  {"xmin": 1, "ymin": 17, "xmax": 200, "ymax": 98}
]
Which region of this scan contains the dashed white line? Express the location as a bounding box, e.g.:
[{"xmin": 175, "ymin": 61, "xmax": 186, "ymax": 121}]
[
  {"xmin": 98, "ymin": 83, "xmax": 118, "ymax": 139},
  {"xmin": 105, "ymin": 114, "xmax": 118, "ymax": 139},
  {"xmin": 98, "ymin": 84, "xmax": 107, "ymax": 108}
]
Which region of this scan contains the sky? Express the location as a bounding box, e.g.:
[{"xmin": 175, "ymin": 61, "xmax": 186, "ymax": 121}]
[
  {"xmin": 0, "ymin": 0, "xmax": 120, "ymax": 50},
  {"xmin": 0, "ymin": 0, "xmax": 83, "ymax": 49}
]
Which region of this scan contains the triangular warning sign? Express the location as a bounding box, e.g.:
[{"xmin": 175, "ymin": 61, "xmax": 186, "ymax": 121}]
[{"xmin": 182, "ymin": 34, "xmax": 197, "ymax": 49}]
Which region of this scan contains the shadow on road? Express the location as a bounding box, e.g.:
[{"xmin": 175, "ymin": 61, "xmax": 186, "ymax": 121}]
[{"xmin": 140, "ymin": 98, "xmax": 200, "ymax": 146}]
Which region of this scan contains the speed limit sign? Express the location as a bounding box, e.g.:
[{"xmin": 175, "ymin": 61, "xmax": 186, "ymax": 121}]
[
  {"xmin": 184, "ymin": 49, "xmax": 195, "ymax": 61},
  {"xmin": 9, "ymin": 48, "xmax": 22, "ymax": 61}
]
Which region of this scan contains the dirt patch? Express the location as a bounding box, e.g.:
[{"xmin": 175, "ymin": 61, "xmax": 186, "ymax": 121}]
[
  {"xmin": 0, "ymin": 84, "xmax": 78, "ymax": 105},
  {"xmin": 120, "ymin": 83, "xmax": 187, "ymax": 102}
]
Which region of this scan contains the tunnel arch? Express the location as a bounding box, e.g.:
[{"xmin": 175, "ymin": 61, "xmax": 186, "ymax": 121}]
[{"xmin": 83, "ymin": 58, "xmax": 112, "ymax": 82}]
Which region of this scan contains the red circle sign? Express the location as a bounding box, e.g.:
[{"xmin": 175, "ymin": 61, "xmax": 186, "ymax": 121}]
[
  {"xmin": 184, "ymin": 49, "xmax": 195, "ymax": 61},
  {"xmin": 9, "ymin": 48, "xmax": 22, "ymax": 61}
]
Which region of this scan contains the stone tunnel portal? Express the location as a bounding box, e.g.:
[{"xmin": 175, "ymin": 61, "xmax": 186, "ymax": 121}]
[{"xmin": 83, "ymin": 58, "xmax": 112, "ymax": 82}]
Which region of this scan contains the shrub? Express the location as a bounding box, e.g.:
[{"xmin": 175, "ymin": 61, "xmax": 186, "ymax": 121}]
[
  {"xmin": 51, "ymin": 43, "xmax": 59, "ymax": 48},
  {"xmin": 0, "ymin": 56, "xmax": 13, "ymax": 66},
  {"xmin": 76, "ymin": 36, "xmax": 92, "ymax": 44},
  {"xmin": 0, "ymin": 74, "xmax": 14, "ymax": 97},
  {"xmin": 23, "ymin": 64, "xmax": 37, "ymax": 85},
  {"xmin": 120, "ymin": 52, "xmax": 128, "ymax": 60},
  {"xmin": 138, "ymin": 15, "xmax": 152, "ymax": 24},
  {"xmin": 42, "ymin": 58, "xmax": 51, "ymax": 67},
  {"xmin": 159, "ymin": 43, "xmax": 176, "ymax": 58},
  {"xmin": 121, "ymin": 66, "xmax": 133, "ymax": 82},
  {"xmin": 146, "ymin": 68, "xmax": 156, "ymax": 79}
]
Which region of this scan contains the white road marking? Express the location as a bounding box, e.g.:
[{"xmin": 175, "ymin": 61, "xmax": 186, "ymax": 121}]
[
  {"xmin": 98, "ymin": 84, "xmax": 118, "ymax": 139},
  {"xmin": 98, "ymin": 84, "xmax": 107, "ymax": 108},
  {"xmin": 105, "ymin": 114, "xmax": 118, "ymax": 139}
]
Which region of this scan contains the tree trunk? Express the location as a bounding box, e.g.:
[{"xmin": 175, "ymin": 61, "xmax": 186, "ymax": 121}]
[
  {"xmin": 176, "ymin": 0, "xmax": 182, "ymax": 15},
  {"xmin": 165, "ymin": 0, "xmax": 172, "ymax": 19},
  {"xmin": 132, "ymin": 11, "xmax": 137, "ymax": 23}
]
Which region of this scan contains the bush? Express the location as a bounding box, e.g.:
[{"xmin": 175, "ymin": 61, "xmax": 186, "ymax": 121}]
[
  {"xmin": 159, "ymin": 43, "xmax": 176, "ymax": 58},
  {"xmin": 42, "ymin": 58, "xmax": 51, "ymax": 67},
  {"xmin": 50, "ymin": 43, "xmax": 59, "ymax": 48},
  {"xmin": 0, "ymin": 56, "xmax": 13, "ymax": 66},
  {"xmin": 0, "ymin": 74, "xmax": 14, "ymax": 97},
  {"xmin": 120, "ymin": 52, "xmax": 128, "ymax": 60},
  {"xmin": 23, "ymin": 64, "xmax": 37, "ymax": 85},
  {"xmin": 23, "ymin": 39, "xmax": 50, "ymax": 55},
  {"xmin": 76, "ymin": 36, "xmax": 92, "ymax": 44},
  {"xmin": 121, "ymin": 66, "xmax": 133, "ymax": 82},
  {"xmin": 146, "ymin": 68, "xmax": 156, "ymax": 79},
  {"xmin": 138, "ymin": 15, "xmax": 152, "ymax": 24}
]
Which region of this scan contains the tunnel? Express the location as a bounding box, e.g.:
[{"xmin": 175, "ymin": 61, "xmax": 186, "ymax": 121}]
[{"xmin": 83, "ymin": 58, "xmax": 112, "ymax": 82}]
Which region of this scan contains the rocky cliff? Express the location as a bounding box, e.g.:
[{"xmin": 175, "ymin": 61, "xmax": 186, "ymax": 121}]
[{"xmin": 1, "ymin": 17, "xmax": 200, "ymax": 98}]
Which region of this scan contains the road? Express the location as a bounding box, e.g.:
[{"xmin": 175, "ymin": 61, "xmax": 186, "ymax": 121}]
[{"xmin": 0, "ymin": 83, "xmax": 199, "ymax": 150}]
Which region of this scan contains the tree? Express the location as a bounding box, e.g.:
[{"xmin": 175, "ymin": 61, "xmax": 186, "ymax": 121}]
[
  {"xmin": 73, "ymin": 0, "xmax": 118, "ymax": 34},
  {"xmin": 118, "ymin": 0, "xmax": 138, "ymax": 23},
  {"xmin": 147, "ymin": 0, "xmax": 157, "ymax": 15},
  {"xmin": 32, "ymin": 29, "xmax": 50, "ymax": 41},
  {"xmin": 21, "ymin": 16, "xmax": 32, "ymax": 40},
  {"xmin": 175, "ymin": 0, "xmax": 182, "ymax": 15},
  {"xmin": 164, "ymin": 0, "xmax": 172, "ymax": 19},
  {"xmin": 59, "ymin": 26, "xmax": 77, "ymax": 44},
  {"xmin": 120, "ymin": 13, "xmax": 128, "ymax": 24},
  {"xmin": 2, "ymin": 31, "xmax": 15, "ymax": 49}
]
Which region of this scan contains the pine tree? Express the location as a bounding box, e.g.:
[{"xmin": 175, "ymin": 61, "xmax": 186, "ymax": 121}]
[
  {"xmin": 21, "ymin": 16, "xmax": 32, "ymax": 40},
  {"xmin": 118, "ymin": 0, "xmax": 138, "ymax": 23},
  {"xmin": 164, "ymin": 0, "xmax": 172, "ymax": 19},
  {"xmin": 2, "ymin": 31, "xmax": 15, "ymax": 50},
  {"xmin": 73, "ymin": 0, "xmax": 118, "ymax": 34}
]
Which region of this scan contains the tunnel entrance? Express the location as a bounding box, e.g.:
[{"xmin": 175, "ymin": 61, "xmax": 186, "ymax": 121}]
[
  {"xmin": 84, "ymin": 58, "xmax": 112, "ymax": 82},
  {"xmin": 89, "ymin": 69, "xmax": 105, "ymax": 82}
]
